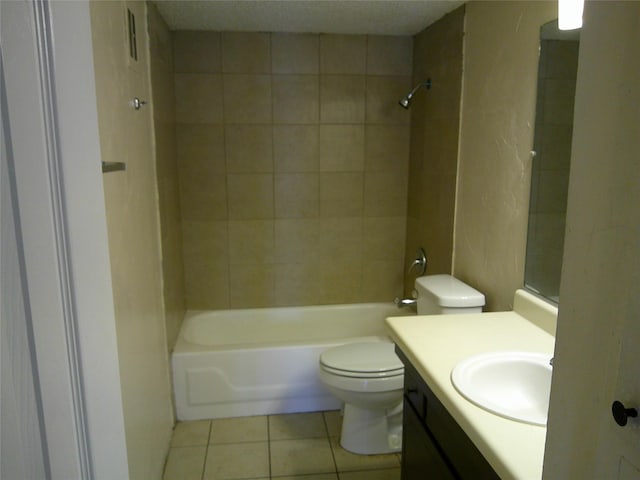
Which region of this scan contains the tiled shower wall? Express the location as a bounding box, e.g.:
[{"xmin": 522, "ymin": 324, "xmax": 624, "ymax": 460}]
[
  {"xmin": 174, "ymin": 32, "xmax": 412, "ymax": 309},
  {"xmin": 404, "ymin": 7, "xmax": 464, "ymax": 294}
]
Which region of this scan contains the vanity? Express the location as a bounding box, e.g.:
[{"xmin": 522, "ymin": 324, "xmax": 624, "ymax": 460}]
[{"xmin": 386, "ymin": 289, "xmax": 557, "ymax": 480}]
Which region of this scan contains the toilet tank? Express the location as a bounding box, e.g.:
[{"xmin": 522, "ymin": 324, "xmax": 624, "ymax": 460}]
[{"xmin": 415, "ymin": 275, "xmax": 485, "ymax": 315}]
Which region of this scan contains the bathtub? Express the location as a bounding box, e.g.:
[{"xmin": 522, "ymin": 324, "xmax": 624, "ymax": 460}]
[{"xmin": 172, "ymin": 303, "xmax": 412, "ymax": 420}]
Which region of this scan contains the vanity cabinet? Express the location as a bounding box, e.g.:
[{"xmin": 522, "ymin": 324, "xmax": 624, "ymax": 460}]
[{"xmin": 397, "ymin": 347, "xmax": 499, "ymax": 480}]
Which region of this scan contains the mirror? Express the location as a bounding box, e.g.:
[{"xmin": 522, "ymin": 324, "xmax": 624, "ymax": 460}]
[{"xmin": 524, "ymin": 20, "xmax": 580, "ymax": 304}]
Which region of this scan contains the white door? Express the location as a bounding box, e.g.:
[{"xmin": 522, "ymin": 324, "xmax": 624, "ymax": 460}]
[
  {"xmin": 1, "ymin": 1, "xmax": 129, "ymax": 478},
  {"xmin": 544, "ymin": 2, "xmax": 640, "ymax": 479},
  {"xmin": 589, "ymin": 3, "xmax": 640, "ymax": 478}
]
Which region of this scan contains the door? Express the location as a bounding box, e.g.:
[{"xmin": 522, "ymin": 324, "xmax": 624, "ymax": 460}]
[{"xmin": 1, "ymin": 1, "xmax": 129, "ymax": 478}]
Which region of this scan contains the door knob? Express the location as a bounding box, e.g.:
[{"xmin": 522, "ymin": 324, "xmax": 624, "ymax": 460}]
[{"xmin": 612, "ymin": 400, "xmax": 638, "ymax": 426}]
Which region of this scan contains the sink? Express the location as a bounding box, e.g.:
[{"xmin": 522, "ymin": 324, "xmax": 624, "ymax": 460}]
[{"xmin": 451, "ymin": 351, "xmax": 553, "ymax": 426}]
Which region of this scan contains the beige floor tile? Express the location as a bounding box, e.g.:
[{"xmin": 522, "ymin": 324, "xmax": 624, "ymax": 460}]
[
  {"xmin": 269, "ymin": 412, "xmax": 327, "ymax": 440},
  {"xmin": 171, "ymin": 420, "xmax": 211, "ymax": 447},
  {"xmin": 322, "ymin": 410, "xmax": 342, "ymax": 437},
  {"xmin": 339, "ymin": 468, "xmax": 401, "ymax": 480},
  {"xmin": 270, "ymin": 438, "xmax": 336, "ymax": 476},
  {"xmin": 209, "ymin": 415, "xmax": 269, "ymax": 444},
  {"xmin": 330, "ymin": 436, "xmax": 400, "ymax": 472},
  {"xmin": 203, "ymin": 442, "xmax": 270, "ymax": 479},
  {"xmin": 162, "ymin": 446, "xmax": 206, "ymax": 480}
]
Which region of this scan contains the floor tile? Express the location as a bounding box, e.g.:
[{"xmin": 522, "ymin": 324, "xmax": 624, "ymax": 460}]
[
  {"xmin": 162, "ymin": 446, "xmax": 206, "ymax": 480},
  {"xmin": 322, "ymin": 410, "xmax": 342, "ymax": 437},
  {"xmin": 270, "ymin": 438, "xmax": 336, "ymax": 476},
  {"xmin": 171, "ymin": 420, "xmax": 211, "ymax": 447},
  {"xmin": 209, "ymin": 415, "xmax": 269, "ymax": 444},
  {"xmin": 203, "ymin": 441, "xmax": 270, "ymax": 479},
  {"xmin": 339, "ymin": 468, "xmax": 401, "ymax": 480},
  {"xmin": 269, "ymin": 412, "xmax": 327, "ymax": 440},
  {"xmin": 330, "ymin": 436, "xmax": 400, "ymax": 472}
]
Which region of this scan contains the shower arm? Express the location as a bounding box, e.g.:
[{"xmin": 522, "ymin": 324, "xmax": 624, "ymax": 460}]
[
  {"xmin": 407, "ymin": 79, "xmax": 432, "ymax": 99},
  {"xmin": 399, "ymin": 78, "xmax": 432, "ymax": 108}
]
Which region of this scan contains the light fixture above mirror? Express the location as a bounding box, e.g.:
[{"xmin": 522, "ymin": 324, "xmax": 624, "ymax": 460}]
[{"xmin": 558, "ymin": 0, "xmax": 584, "ymax": 30}]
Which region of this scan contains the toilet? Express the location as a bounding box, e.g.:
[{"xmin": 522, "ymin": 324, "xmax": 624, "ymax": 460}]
[{"xmin": 318, "ymin": 274, "xmax": 485, "ymax": 455}]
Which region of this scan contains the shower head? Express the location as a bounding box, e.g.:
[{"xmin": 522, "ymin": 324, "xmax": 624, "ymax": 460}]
[{"xmin": 399, "ymin": 78, "xmax": 432, "ymax": 109}]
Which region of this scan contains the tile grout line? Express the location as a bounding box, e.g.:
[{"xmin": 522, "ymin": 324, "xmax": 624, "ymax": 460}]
[
  {"xmin": 322, "ymin": 411, "xmax": 340, "ymax": 477},
  {"xmin": 200, "ymin": 420, "xmax": 213, "ymax": 480},
  {"xmin": 267, "ymin": 414, "xmax": 273, "ymax": 479}
]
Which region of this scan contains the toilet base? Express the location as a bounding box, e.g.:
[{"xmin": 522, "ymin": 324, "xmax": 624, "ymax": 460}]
[{"xmin": 339, "ymin": 402, "xmax": 402, "ymax": 455}]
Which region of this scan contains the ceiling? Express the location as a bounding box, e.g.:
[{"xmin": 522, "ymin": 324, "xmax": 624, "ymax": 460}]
[{"xmin": 154, "ymin": 0, "xmax": 465, "ymax": 36}]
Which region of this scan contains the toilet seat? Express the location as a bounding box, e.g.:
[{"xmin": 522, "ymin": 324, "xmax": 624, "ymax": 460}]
[{"xmin": 320, "ymin": 342, "xmax": 404, "ymax": 378}]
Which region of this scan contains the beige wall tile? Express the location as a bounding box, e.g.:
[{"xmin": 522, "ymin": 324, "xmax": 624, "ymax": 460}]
[
  {"xmin": 149, "ymin": 4, "xmax": 185, "ymax": 351},
  {"xmin": 365, "ymin": 125, "xmax": 410, "ymax": 172},
  {"xmin": 273, "ymin": 125, "xmax": 319, "ymax": 172},
  {"xmin": 173, "ymin": 32, "xmax": 412, "ymax": 308},
  {"xmin": 173, "ymin": 31, "xmax": 221, "ymax": 73},
  {"xmin": 320, "ymin": 173, "xmax": 364, "ymax": 217},
  {"xmin": 223, "ymin": 74, "xmax": 272, "ymax": 124},
  {"xmin": 229, "ymin": 265, "xmax": 276, "ymax": 308},
  {"xmin": 365, "ymin": 76, "xmax": 411, "ymax": 125},
  {"xmin": 360, "ymin": 260, "xmax": 404, "ymax": 301},
  {"xmin": 228, "ymin": 220, "xmax": 275, "ymax": 264},
  {"xmin": 175, "ymin": 74, "xmax": 223, "ymax": 123},
  {"xmin": 318, "ymin": 218, "xmax": 363, "ymax": 261},
  {"xmin": 320, "ymin": 75, "xmax": 366, "ymax": 123},
  {"xmin": 317, "ymin": 261, "xmax": 362, "ymax": 304},
  {"xmin": 225, "ymin": 125, "xmax": 273, "ymax": 173},
  {"xmin": 319, "ymin": 125, "xmax": 365, "ymax": 172},
  {"xmin": 179, "ymin": 174, "xmax": 227, "ymax": 221},
  {"xmin": 366, "ymin": 36, "xmax": 413, "ymax": 76},
  {"xmin": 221, "ymin": 32, "xmax": 271, "ymax": 73},
  {"xmin": 272, "ymin": 33, "xmax": 319, "ymax": 74},
  {"xmin": 184, "ymin": 262, "xmax": 229, "ymax": 309},
  {"xmin": 182, "ymin": 221, "xmax": 228, "ymax": 267},
  {"xmin": 364, "ymin": 172, "xmax": 407, "ymax": 217},
  {"xmin": 363, "ymin": 217, "xmax": 406, "ymax": 261},
  {"xmin": 274, "ymin": 263, "xmax": 322, "ymax": 306},
  {"xmin": 273, "ymin": 75, "xmax": 320, "ymax": 124},
  {"xmin": 274, "ymin": 219, "xmax": 321, "ymax": 263},
  {"xmin": 227, "ymin": 174, "xmax": 274, "ymax": 219},
  {"xmin": 275, "ymin": 173, "xmax": 319, "ymax": 218},
  {"xmin": 320, "ymin": 34, "xmax": 366, "ymax": 74},
  {"xmin": 404, "ymin": 7, "xmax": 464, "ymax": 289},
  {"xmin": 176, "ymin": 124, "xmax": 226, "ymax": 174}
]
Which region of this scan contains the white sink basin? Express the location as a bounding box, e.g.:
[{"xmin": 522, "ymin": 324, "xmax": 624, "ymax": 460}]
[{"xmin": 451, "ymin": 351, "xmax": 553, "ymax": 426}]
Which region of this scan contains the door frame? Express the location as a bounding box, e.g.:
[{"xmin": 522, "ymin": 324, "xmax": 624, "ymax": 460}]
[{"xmin": 1, "ymin": 1, "xmax": 128, "ymax": 478}]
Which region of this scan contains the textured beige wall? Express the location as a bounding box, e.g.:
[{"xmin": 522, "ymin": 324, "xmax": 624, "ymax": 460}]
[
  {"xmin": 148, "ymin": 4, "xmax": 186, "ymax": 350},
  {"xmin": 174, "ymin": 32, "xmax": 412, "ymax": 309},
  {"xmin": 453, "ymin": 1, "xmax": 556, "ymax": 311},
  {"xmin": 404, "ymin": 6, "xmax": 464, "ymax": 294},
  {"xmin": 90, "ymin": 1, "xmax": 173, "ymax": 478},
  {"xmin": 544, "ymin": 2, "xmax": 640, "ymax": 477}
]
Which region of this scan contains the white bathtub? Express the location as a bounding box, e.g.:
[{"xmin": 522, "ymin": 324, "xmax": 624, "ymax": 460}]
[{"xmin": 172, "ymin": 303, "xmax": 412, "ymax": 420}]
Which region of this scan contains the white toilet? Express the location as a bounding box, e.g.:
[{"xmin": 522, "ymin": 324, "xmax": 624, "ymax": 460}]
[{"xmin": 318, "ymin": 274, "xmax": 485, "ymax": 455}]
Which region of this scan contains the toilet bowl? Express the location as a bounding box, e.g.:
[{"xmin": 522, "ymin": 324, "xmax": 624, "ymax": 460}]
[
  {"xmin": 318, "ymin": 273, "xmax": 486, "ymax": 455},
  {"xmin": 319, "ymin": 342, "xmax": 404, "ymax": 455}
]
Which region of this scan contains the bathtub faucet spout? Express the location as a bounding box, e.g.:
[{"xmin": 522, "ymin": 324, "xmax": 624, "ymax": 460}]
[{"xmin": 394, "ymin": 297, "xmax": 417, "ymax": 309}]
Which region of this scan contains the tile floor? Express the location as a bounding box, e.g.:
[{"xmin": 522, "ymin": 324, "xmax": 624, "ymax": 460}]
[{"xmin": 163, "ymin": 410, "xmax": 401, "ymax": 480}]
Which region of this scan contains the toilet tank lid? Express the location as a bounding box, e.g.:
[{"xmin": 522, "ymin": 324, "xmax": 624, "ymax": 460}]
[{"xmin": 415, "ymin": 274, "xmax": 485, "ymax": 308}]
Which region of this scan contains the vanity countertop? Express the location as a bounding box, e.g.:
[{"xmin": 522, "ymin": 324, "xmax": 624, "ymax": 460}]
[{"xmin": 385, "ymin": 305, "xmax": 555, "ymax": 480}]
